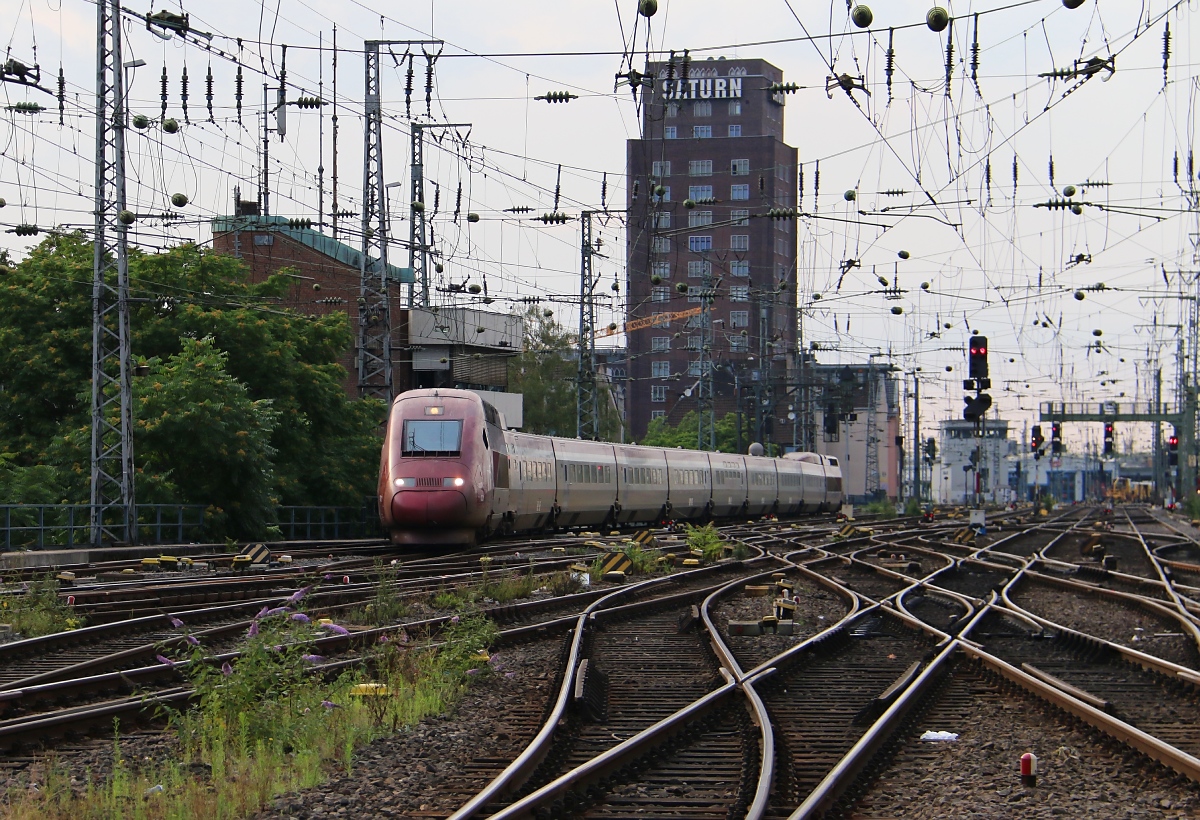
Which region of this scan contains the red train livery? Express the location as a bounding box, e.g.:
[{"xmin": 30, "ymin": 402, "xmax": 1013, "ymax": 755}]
[{"xmin": 379, "ymin": 388, "xmax": 844, "ymax": 545}]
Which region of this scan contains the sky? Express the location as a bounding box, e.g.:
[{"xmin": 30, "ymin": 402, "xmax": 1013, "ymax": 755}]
[{"xmin": 2, "ymin": 0, "xmax": 1199, "ymax": 452}]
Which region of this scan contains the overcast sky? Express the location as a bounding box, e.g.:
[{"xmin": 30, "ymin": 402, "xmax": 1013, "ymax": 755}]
[{"xmin": 2, "ymin": 0, "xmax": 1198, "ymax": 450}]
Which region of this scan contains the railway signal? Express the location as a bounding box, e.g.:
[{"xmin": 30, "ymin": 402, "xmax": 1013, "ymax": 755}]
[
  {"xmin": 968, "ymin": 335, "xmax": 990, "ymax": 386},
  {"xmin": 1031, "ymin": 425, "xmax": 1045, "ymax": 459},
  {"xmin": 962, "ymin": 392, "xmax": 992, "ymax": 422},
  {"xmin": 1051, "ymin": 421, "xmax": 1062, "ymax": 455},
  {"xmin": 1169, "ymin": 434, "xmax": 1179, "ymax": 467},
  {"xmin": 1103, "ymin": 421, "xmax": 1115, "ymax": 457}
]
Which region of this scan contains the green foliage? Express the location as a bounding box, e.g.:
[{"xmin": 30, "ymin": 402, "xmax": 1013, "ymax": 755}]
[
  {"xmin": 1183, "ymin": 494, "xmax": 1200, "ymax": 519},
  {"xmin": 619, "ymin": 541, "xmax": 664, "ymax": 574},
  {"xmin": 640, "ymin": 410, "xmax": 775, "ymax": 454},
  {"xmin": 507, "ymin": 306, "xmax": 622, "ymax": 440},
  {"xmin": 904, "ymin": 498, "xmax": 922, "ymax": 516},
  {"xmin": 0, "ymin": 234, "xmax": 384, "ymax": 536},
  {"xmin": 863, "ymin": 499, "xmax": 898, "ymax": 519},
  {"xmin": 0, "ymin": 573, "xmax": 84, "ymax": 637},
  {"xmin": 0, "ymin": 603, "xmax": 502, "ymax": 818},
  {"xmin": 685, "ymin": 522, "xmax": 726, "ymax": 561},
  {"xmin": 429, "ymin": 567, "xmax": 540, "ymax": 610}
]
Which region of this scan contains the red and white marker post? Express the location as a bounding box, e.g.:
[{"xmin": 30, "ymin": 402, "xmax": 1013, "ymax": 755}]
[{"xmin": 1020, "ymin": 752, "xmax": 1038, "ymax": 787}]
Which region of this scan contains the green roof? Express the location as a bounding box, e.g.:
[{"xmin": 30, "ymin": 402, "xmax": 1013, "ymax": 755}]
[{"xmin": 211, "ymin": 215, "xmax": 412, "ymax": 282}]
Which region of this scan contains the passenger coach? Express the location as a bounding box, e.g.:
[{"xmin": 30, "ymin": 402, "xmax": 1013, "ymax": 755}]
[{"xmin": 379, "ymin": 389, "xmax": 843, "ymax": 545}]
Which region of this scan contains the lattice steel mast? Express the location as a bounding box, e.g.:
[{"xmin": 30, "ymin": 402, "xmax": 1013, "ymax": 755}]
[
  {"xmin": 577, "ymin": 211, "xmax": 600, "ymax": 440},
  {"xmin": 357, "ymin": 41, "xmax": 394, "ymax": 401},
  {"xmin": 90, "ymin": 0, "xmax": 135, "ymax": 544}
]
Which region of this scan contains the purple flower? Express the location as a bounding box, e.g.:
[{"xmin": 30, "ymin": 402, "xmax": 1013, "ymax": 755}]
[
  {"xmin": 169, "ymin": 617, "xmax": 184, "ymax": 628},
  {"xmin": 264, "ymin": 607, "xmax": 290, "ymax": 618},
  {"xmin": 301, "ymin": 654, "xmax": 325, "ymax": 664},
  {"xmin": 378, "ymin": 634, "xmax": 389, "ymax": 643},
  {"xmin": 247, "ymin": 621, "xmax": 259, "ymax": 638},
  {"xmin": 398, "ymin": 631, "xmax": 409, "ymax": 643},
  {"xmin": 270, "ymin": 644, "xmax": 283, "ymax": 653},
  {"xmin": 185, "ymin": 635, "xmax": 199, "ymax": 646},
  {"xmin": 290, "ymin": 613, "xmax": 311, "ymax": 624},
  {"xmin": 450, "ymin": 615, "xmax": 460, "ymax": 624},
  {"xmin": 156, "ymin": 654, "xmax": 175, "ymax": 667},
  {"xmin": 465, "ymin": 668, "xmax": 479, "ymax": 676},
  {"xmin": 323, "ymin": 574, "xmax": 333, "ymax": 580},
  {"xmin": 286, "ymin": 586, "xmax": 312, "ymax": 604},
  {"xmin": 320, "ymin": 623, "xmax": 350, "ymax": 636},
  {"xmin": 221, "ymin": 661, "xmax": 233, "ymax": 676},
  {"xmin": 320, "ymin": 700, "xmax": 340, "ymax": 710},
  {"xmin": 255, "ymin": 606, "xmax": 270, "ymax": 620},
  {"xmin": 505, "ymin": 671, "xmax": 516, "ymax": 679}
]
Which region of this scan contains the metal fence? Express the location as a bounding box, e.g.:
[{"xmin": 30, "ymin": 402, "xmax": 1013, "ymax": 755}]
[
  {"xmin": 0, "ymin": 504, "xmax": 209, "ymax": 550},
  {"xmin": 1, "ymin": 502, "xmax": 381, "ymax": 550},
  {"xmin": 276, "ymin": 505, "xmax": 381, "ymax": 541}
]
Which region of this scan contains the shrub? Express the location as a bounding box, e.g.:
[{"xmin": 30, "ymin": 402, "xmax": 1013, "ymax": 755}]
[{"xmin": 0, "ymin": 573, "xmax": 83, "ymax": 637}]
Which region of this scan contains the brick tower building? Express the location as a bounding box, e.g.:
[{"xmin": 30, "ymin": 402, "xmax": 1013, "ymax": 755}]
[{"xmin": 625, "ymin": 57, "xmax": 798, "ymax": 447}]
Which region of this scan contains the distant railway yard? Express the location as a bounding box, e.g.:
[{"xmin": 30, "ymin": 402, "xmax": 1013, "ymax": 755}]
[{"xmin": 1, "ymin": 505, "xmax": 1199, "ymax": 819}]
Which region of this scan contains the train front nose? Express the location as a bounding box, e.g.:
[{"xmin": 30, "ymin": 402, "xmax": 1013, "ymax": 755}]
[{"xmin": 391, "ymin": 488, "xmax": 469, "ymax": 527}]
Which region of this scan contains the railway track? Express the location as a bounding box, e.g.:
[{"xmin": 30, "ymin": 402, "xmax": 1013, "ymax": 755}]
[{"xmin": 10, "ymin": 504, "xmax": 1200, "ymax": 819}]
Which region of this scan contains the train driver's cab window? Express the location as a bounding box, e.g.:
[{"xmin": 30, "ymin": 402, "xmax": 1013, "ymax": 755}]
[{"xmin": 402, "ymin": 420, "xmax": 463, "ymax": 456}]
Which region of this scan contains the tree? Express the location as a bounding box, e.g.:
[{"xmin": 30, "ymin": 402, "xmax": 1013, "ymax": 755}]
[
  {"xmin": 0, "ymin": 234, "xmax": 383, "ymax": 537},
  {"xmin": 507, "ymin": 306, "xmax": 623, "ymax": 441},
  {"xmin": 640, "ymin": 411, "xmax": 742, "ymax": 453}
]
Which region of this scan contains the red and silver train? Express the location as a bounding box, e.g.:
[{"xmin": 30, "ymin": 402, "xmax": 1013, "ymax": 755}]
[{"xmin": 378, "ymin": 388, "xmax": 844, "ymax": 545}]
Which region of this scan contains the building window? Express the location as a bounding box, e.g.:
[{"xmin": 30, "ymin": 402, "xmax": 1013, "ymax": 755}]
[
  {"xmin": 731, "ymin": 184, "xmax": 750, "ymax": 200},
  {"xmin": 693, "ymin": 101, "xmax": 712, "ymax": 117},
  {"xmin": 651, "ymin": 360, "xmax": 671, "ymax": 378},
  {"xmin": 666, "ymin": 103, "xmax": 679, "ymax": 118},
  {"xmin": 730, "ymin": 310, "xmax": 750, "ymax": 328},
  {"xmin": 651, "ymin": 385, "xmax": 667, "ymax": 402},
  {"xmin": 687, "ymin": 360, "xmax": 701, "ymax": 377},
  {"xmin": 656, "ymin": 186, "xmax": 671, "ymax": 201},
  {"xmin": 651, "ymin": 410, "xmax": 666, "ymax": 420},
  {"xmin": 730, "ymin": 336, "xmax": 748, "ymax": 353},
  {"xmin": 687, "ymin": 335, "xmax": 701, "ymax": 350},
  {"xmin": 693, "ymin": 125, "xmax": 712, "ymax": 139},
  {"xmin": 651, "ymin": 336, "xmax": 670, "ymax": 351},
  {"xmin": 685, "ymin": 313, "xmax": 710, "ymax": 329},
  {"xmin": 688, "ymin": 236, "xmax": 713, "ymax": 252},
  {"xmin": 728, "ymin": 209, "xmax": 748, "ymax": 227},
  {"xmin": 651, "ymin": 312, "xmax": 670, "ymax": 328},
  {"xmin": 728, "ymin": 124, "xmax": 742, "ymax": 137},
  {"xmin": 686, "ymin": 286, "xmax": 701, "ymax": 303},
  {"xmin": 688, "ymin": 185, "xmax": 713, "ymax": 201},
  {"xmin": 730, "ymin": 260, "xmax": 750, "ymax": 277},
  {"xmin": 775, "ymin": 237, "xmax": 789, "ymax": 255},
  {"xmin": 729, "ymin": 100, "xmax": 742, "ymax": 115},
  {"xmin": 777, "ymin": 217, "xmax": 790, "ymax": 233},
  {"xmin": 689, "ymin": 160, "xmax": 713, "ymax": 177},
  {"xmin": 689, "ymin": 210, "xmax": 713, "ymax": 227},
  {"xmin": 730, "ymin": 285, "xmax": 750, "ymax": 301},
  {"xmin": 664, "ymin": 126, "xmax": 677, "ymax": 139},
  {"xmin": 652, "ymin": 236, "xmax": 671, "ymax": 253},
  {"xmin": 653, "ymin": 211, "xmax": 671, "ymax": 228},
  {"xmin": 688, "ymin": 260, "xmax": 711, "ymax": 278},
  {"xmin": 651, "ymin": 161, "xmax": 671, "ymax": 178},
  {"xmin": 731, "ymin": 235, "xmax": 750, "ymax": 251},
  {"xmin": 731, "ymin": 159, "xmax": 750, "ymax": 176},
  {"xmin": 652, "ymin": 261, "xmax": 671, "ymax": 280},
  {"xmin": 651, "ymin": 286, "xmax": 670, "ymax": 303}
]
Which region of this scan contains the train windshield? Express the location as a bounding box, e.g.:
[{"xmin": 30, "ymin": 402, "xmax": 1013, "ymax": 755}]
[{"xmin": 402, "ymin": 420, "xmax": 463, "ymax": 456}]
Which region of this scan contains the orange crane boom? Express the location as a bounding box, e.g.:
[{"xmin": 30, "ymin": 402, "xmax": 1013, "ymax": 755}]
[{"xmin": 594, "ymin": 307, "xmax": 701, "ymax": 339}]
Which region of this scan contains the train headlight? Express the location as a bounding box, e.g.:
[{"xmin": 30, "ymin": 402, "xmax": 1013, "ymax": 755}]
[
  {"xmin": 393, "ymin": 478, "xmax": 413, "ymax": 488},
  {"xmin": 443, "ymin": 477, "xmax": 465, "ymax": 487}
]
